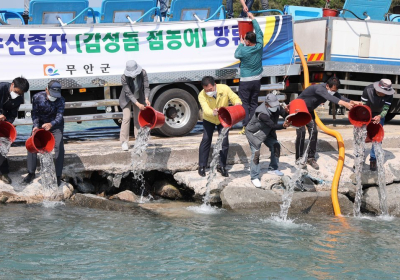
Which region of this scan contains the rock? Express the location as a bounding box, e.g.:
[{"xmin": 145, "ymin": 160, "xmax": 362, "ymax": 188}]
[
  {"xmin": 0, "ymin": 195, "xmax": 8, "ymax": 203},
  {"xmin": 112, "ymin": 174, "xmax": 123, "ymax": 188},
  {"xmin": 63, "ymin": 183, "xmax": 74, "ymax": 199},
  {"xmin": 0, "ymin": 191, "xmax": 43, "ymax": 204},
  {"xmin": 221, "ymin": 187, "xmax": 282, "ymax": 210},
  {"xmin": 109, "ymin": 190, "xmax": 138, "ymax": 202},
  {"xmin": 76, "ymin": 179, "xmax": 95, "ymax": 193},
  {"xmin": 350, "ymin": 168, "xmax": 394, "ymax": 186},
  {"xmin": 153, "ymin": 180, "xmax": 183, "ymax": 200},
  {"xmin": 363, "ymin": 184, "xmax": 400, "ymax": 216},
  {"xmin": 68, "ymin": 193, "xmax": 138, "ymax": 212}
]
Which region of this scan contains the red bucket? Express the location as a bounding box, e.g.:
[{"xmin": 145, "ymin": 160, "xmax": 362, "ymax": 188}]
[
  {"xmin": 349, "ymin": 105, "xmax": 371, "ymax": 127},
  {"xmin": 323, "ymin": 8, "xmax": 339, "ymax": 17},
  {"xmin": 218, "ymin": 105, "xmax": 246, "ymax": 128},
  {"xmin": 0, "ymin": 121, "xmax": 17, "ymax": 143},
  {"xmin": 238, "ymin": 21, "xmax": 254, "ymax": 38},
  {"xmin": 25, "ymin": 129, "xmax": 55, "ymax": 153},
  {"xmin": 366, "ymin": 122, "xmax": 384, "ymax": 143},
  {"xmin": 138, "ymin": 106, "xmax": 165, "ymax": 129},
  {"xmin": 287, "ymin": 99, "xmax": 312, "ymax": 127}
]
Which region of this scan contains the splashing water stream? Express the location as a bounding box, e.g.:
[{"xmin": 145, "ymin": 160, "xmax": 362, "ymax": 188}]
[
  {"xmin": 131, "ymin": 126, "xmax": 153, "ymax": 203},
  {"xmin": 203, "ymin": 127, "xmax": 229, "ymax": 205},
  {"xmin": 373, "ymin": 142, "xmax": 388, "ymax": 215},
  {"xmin": 0, "ymin": 137, "xmax": 11, "ymax": 158},
  {"xmin": 353, "ymin": 125, "xmax": 367, "ymax": 217},
  {"xmin": 278, "ymin": 127, "xmax": 313, "ymax": 221},
  {"xmin": 38, "ymin": 152, "xmax": 58, "ymax": 198}
]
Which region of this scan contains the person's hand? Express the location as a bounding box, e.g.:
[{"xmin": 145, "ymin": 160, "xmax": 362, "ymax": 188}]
[
  {"xmin": 350, "ymin": 100, "xmax": 363, "ymax": 106},
  {"xmin": 243, "ymin": 6, "xmax": 249, "ymax": 13},
  {"xmin": 42, "ymin": 123, "xmax": 52, "ymax": 131},
  {"xmin": 136, "ymin": 102, "xmax": 146, "ymax": 110},
  {"xmin": 32, "ymin": 127, "xmax": 39, "ymax": 133},
  {"xmin": 247, "ymin": 12, "xmax": 254, "ymax": 19},
  {"xmin": 285, "ymin": 105, "xmax": 290, "ymax": 113},
  {"xmin": 145, "ymin": 98, "xmax": 151, "ymax": 107},
  {"xmin": 283, "ymin": 120, "xmax": 292, "ymax": 128},
  {"xmin": 372, "ymin": 115, "xmax": 381, "ymax": 124},
  {"xmin": 240, "ymin": 36, "xmax": 245, "ymax": 44},
  {"xmin": 0, "ymin": 115, "xmax": 6, "ymax": 121},
  {"xmin": 213, "ymin": 108, "xmax": 219, "ymax": 116},
  {"xmin": 339, "ymin": 100, "xmax": 353, "ymax": 110}
]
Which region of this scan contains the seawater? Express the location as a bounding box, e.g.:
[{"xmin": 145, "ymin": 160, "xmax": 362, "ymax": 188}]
[
  {"xmin": 38, "ymin": 152, "xmax": 59, "ymax": 198},
  {"xmin": 353, "ymin": 125, "xmax": 367, "ymax": 216},
  {"xmin": 131, "ymin": 126, "xmax": 153, "ymax": 203},
  {"xmin": 0, "ymin": 137, "xmax": 11, "ymax": 157},
  {"xmin": 1, "ymin": 203, "xmax": 400, "ymax": 278},
  {"xmin": 373, "ymin": 142, "xmax": 389, "ymax": 215}
]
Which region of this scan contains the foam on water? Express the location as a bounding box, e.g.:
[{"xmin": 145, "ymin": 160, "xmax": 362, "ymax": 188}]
[
  {"xmin": 0, "ymin": 137, "xmax": 11, "ymax": 157},
  {"xmin": 353, "ymin": 125, "xmax": 367, "ymax": 217},
  {"xmin": 203, "ymin": 127, "xmax": 229, "ymax": 205},
  {"xmin": 42, "ymin": 200, "xmax": 65, "ymax": 208},
  {"xmin": 131, "ymin": 126, "xmax": 152, "ymax": 203},
  {"xmin": 262, "ymin": 215, "xmax": 313, "ymax": 229},
  {"xmin": 186, "ymin": 204, "xmax": 225, "ymax": 215},
  {"xmin": 38, "ymin": 152, "xmax": 59, "ymax": 198}
]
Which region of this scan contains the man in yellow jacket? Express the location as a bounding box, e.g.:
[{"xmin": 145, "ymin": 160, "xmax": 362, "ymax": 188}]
[{"xmin": 198, "ymin": 76, "xmax": 242, "ymax": 177}]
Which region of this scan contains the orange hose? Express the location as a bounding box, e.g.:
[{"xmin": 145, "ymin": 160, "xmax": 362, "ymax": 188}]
[{"xmin": 294, "ymin": 42, "xmax": 343, "ymax": 216}]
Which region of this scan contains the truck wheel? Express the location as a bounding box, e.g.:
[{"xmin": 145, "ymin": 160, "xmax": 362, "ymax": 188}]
[
  {"xmin": 384, "ymin": 113, "xmax": 396, "ymax": 124},
  {"xmin": 153, "ymin": 88, "xmax": 199, "ymax": 137}
]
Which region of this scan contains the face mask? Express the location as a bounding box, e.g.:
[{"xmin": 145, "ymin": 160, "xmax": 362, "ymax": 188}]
[
  {"xmin": 327, "ymin": 90, "xmax": 336, "ymax": 95},
  {"xmin": 206, "ymin": 91, "xmax": 216, "ymax": 97},
  {"xmin": 48, "ymin": 95, "xmax": 57, "ymax": 102},
  {"xmin": 268, "ymin": 106, "xmax": 278, "ymax": 112},
  {"xmin": 10, "ymin": 91, "xmax": 19, "ymax": 99}
]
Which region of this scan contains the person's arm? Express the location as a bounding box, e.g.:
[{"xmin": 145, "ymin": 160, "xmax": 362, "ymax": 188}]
[
  {"xmin": 239, "ymin": 0, "xmax": 248, "ymax": 12},
  {"xmin": 381, "ymin": 95, "xmax": 393, "ymax": 118},
  {"xmin": 251, "ymin": 16, "xmax": 264, "ymax": 49},
  {"xmin": 234, "ymin": 43, "xmax": 245, "ymax": 59},
  {"xmin": 258, "ymin": 113, "xmax": 284, "ymax": 130},
  {"xmin": 334, "ymin": 92, "xmax": 350, "ymax": 103},
  {"xmin": 31, "ymin": 95, "xmax": 40, "ymax": 129},
  {"xmin": 121, "ymin": 75, "xmax": 138, "ymax": 105},
  {"xmin": 50, "ymin": 98, "xmax": 65, "ymax": 127},
  {"xmin": 227, "ymin": 87, "xmax": 242, "ymax": 105},
  {"xmin": 198, "ymin": 91, "xmax": 214, "ymax": 117},
  {"xmin": 315, "ymin": 86, "xmax": 352, "ymax": 109},
  {"xmin": 142, "ymin": 70, "xmax": 151, "ymax": 106}
]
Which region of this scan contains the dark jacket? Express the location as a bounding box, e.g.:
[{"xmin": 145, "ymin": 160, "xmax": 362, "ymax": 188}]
[
  {"xmin": 32, "ymin": 91, "xmax": 65, "ymax": 131},
  {"xmin": 361, "ymin": 84, "xmax": 393, "ymax": 117},
  {"xmin": 246, "ymin": 103, "xmax": 287, "ymax": 149},
  {"xmin": 297, "ymin": 83, "xmax": 350, "ymax": 118},
  {"xmin": 119, "ymin": 70, "xmax": 150, "ymax": 109},
  {"xmin": 0, "ymin": 82, "xmax": 24, "ymax": 124}
]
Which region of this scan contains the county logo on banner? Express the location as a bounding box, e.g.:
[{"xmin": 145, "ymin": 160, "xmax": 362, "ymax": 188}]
[{"xmin": 43, "ymin": 64, "xmax": 60, "ymax": 76}]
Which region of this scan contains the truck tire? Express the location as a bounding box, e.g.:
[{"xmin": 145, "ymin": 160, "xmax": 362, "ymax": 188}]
[
  {"xmin": 152, "ymin": 88, "xmax": 199, "ymax": 137},
  {"xmin": 384, "ymin": 113, "xmax": 396, "ymax": 123}
]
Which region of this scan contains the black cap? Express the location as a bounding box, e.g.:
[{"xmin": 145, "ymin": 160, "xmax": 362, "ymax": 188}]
[{"xmin": 48, "ymin": 80, "xmax": 62, "ymax": 98}]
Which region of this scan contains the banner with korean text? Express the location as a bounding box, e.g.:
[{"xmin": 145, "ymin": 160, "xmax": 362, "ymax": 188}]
[{"xmin": 0, "ymin": 16, "xmax": 293, "ymax": 81}]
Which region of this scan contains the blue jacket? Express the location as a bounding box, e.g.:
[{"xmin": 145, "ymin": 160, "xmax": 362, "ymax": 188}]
[
  {"xmin": 32, "ymin": 91, "xmax": 65, "ymax": 130},
  {"xmin": 0, "ymin": 82, "xmax": 24, "ymax": 124}
]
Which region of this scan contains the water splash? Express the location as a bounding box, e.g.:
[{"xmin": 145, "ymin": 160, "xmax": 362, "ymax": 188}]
[
  {"xmin": 186, "ymin": 204, "xmax": 224, "ymax": 215},
  {"xmin": 42, "ymin": 200, "xmax": 65, "ymax": 208},
  {"xmin": 0, "ymin": 137, "xmax": 11, "ymax": 157},
  {"xmin": 373, "ymin": 142, "xmax": 388, "ymax": 216},
  {"xmin": 131, "ymin": 126, "xmax": 153, "ymax": 203},
  {"xmin": 203, "ymin": 127, "xmax": 229, "ymax": 205},
  {"xmin": 353, "ymin": 125, "xmax": 367, "ymax": 217},
  {"xmin": 278, "ymin": 127, "xmax": 313, "ymax": 221},
  {"xmin": 38, "ymin": 152, "xmax": 59, "ymax": 198}
]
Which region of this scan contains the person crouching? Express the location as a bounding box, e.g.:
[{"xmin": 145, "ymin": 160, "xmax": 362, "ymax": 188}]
[{"xmin": 245, "ymin": 93, "xmax": 291, "ymax": 188}]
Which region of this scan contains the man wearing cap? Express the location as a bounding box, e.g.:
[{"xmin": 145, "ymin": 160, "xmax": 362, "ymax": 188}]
[
  {"xmin": 234, "ymin": 12, "xmax": 263, "ymax": 134},
  {"xmin": 295, "ymin": 77, "xmax": 357, "ymax": 170},
  {"xmin": 119, "ymin": 60, "xmax": 150, "ymax": 151},
  {"xmin": 22, "ymin": 80, "xmax": 65, "ymax": 186},
  {"xmin": 0, "ymin": 77, "xmax": 29, "ymax": 184},
  {"xmin": 245, "ymin": 93, "xmax": 291, "ymax": 188},
  {"xmin": 198, "ymin": 76, "xmax": 242, "ymax": 177},
  {"xmin": 361, "ymin": 79, "xmax": 395, "ymax": 171}
]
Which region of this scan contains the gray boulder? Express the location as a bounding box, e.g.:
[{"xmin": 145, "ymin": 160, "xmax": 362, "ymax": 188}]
[
  {"xmin": 153, "ymin": 180, "xmax": 183, "ymax": 200},
  {"xmin": 363, "ymin": 184, "xmax": 400, "ymax": 216}
]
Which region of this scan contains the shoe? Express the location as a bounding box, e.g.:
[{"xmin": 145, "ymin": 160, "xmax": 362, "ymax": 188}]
[
  {"xmin": 121, "ymin": 142, "xmax": 129, "ymax": 151},
  {"xmin": 307, "ymin": 158, "xmax": 320, "ymax": 170},
  {"xmin": 0, "ymin": 174, "xmax": 12, "ymax": 184},
  {"xmin": 295, "ymin": 159, "xmax": 307, "ymax": 170},
  {"xmin": 370, "ymin": 160, "xmax": 377, "ymax": 171},
  {"xmin": 267, "ymin": 169, "xmax": 284, "ymax": 176},
  {"xmin": 239, "ymin": 127, "xmax": 246, "ymax": 135},
  {"xmin": 217, "ymin": 165, "xmax": 229, "ymax": 177},
  {"xmin": 198, "ymin": 166, "xmax": 206, "ymax": 177},
  {"xmin": 22, "ymin": 173, "xmax": 35, "ymax": 185},
  {"xmin": 251, "ymin": 179, "xmax": 262, "ymax": 188}
]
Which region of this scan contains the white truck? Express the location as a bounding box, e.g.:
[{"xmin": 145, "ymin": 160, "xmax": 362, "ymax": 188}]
[{"xmin": 0, "ymin": 1, "xmax": 300, "ymax": 136}]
